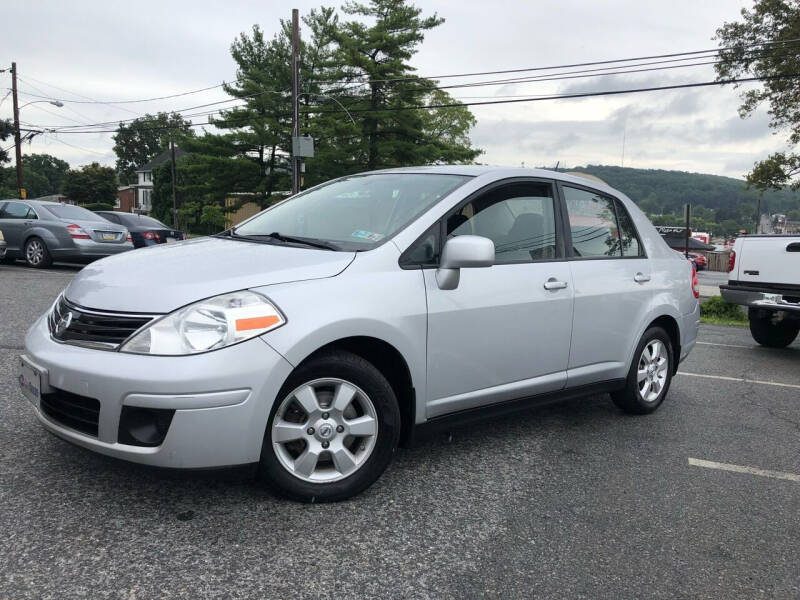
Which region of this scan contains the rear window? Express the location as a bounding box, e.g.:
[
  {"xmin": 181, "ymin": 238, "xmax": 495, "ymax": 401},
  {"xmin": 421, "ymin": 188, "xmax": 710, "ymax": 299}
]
[
  {"xmin": 42, "ymin": 204, "xmax": 106, "ymax": 221},
  {"xmin": 119, "ymin": 214, "xmax": 169, "ymax": 228}
]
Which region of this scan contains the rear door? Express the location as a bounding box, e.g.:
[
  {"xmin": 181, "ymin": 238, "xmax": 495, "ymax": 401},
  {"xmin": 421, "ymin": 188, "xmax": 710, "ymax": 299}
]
[
  {"xmin": 559, "ymin": 184, "xmax": 652, "ymax": 386},
  {"xmin": 0, "ymin": 201, "xmax": 36, "ymax": 253},
  {"xmin": 420, "ymin": 179, "xmax": 575, "ymax": 417}
]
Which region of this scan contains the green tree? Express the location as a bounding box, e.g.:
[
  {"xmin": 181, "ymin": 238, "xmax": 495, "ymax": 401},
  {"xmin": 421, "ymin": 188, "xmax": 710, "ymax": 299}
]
[
  {"xmin": 0, "ymin": 119, "xmax": 12, "ymax": 165},
  {"xmin": 112, "ymin": 112, "xmax": 195, "ymax": 184},
  {"xmin": 331, "ymin": 0, "xmax": 481, "ymax": 170},
  {"xmin": 715, "ymin": 1, "xmax": 800, "ymax": 190},
  {"xmin": 150, "ymin": 153, "xmax": 261, "ymax": 232},
  {"xmin": 62, "ymin": 162, "xmax": 118, "ymax": 205},
  {"xmin": 18, "ymin": 153, "xmax": 70, "ymax": 197}
]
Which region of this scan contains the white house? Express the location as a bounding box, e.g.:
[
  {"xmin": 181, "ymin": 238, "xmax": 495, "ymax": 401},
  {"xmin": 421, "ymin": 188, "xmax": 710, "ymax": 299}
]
[{"xmin": 133, "ymin": 147, "xmax": 187, "ymax": 212}]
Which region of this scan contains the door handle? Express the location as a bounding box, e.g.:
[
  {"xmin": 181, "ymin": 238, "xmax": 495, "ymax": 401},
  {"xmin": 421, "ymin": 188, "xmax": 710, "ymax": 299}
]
[
  {"xmin": 543, "ymin": 278, "xmax": 568, "ymax": 290},
  {"xmin": 634, "ymin": 272, "xmax": 651, "ymax": 283}
]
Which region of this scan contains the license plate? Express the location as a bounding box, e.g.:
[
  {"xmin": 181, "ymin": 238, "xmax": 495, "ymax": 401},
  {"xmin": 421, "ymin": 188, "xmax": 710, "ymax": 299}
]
[
  {"xmin": 166, "ymin": 237, "xmax": 176, "ymax": 244},
  {"xmin": 102, "ymin": 233, "xmax": 117, "ymax": 241},
  {"xmin": 763, "ymin": 293, "xmax": 783, "ymax": 304},
  {"xmin": 18, "ymin": 356, "xmax": 43, "ymax": 406}
]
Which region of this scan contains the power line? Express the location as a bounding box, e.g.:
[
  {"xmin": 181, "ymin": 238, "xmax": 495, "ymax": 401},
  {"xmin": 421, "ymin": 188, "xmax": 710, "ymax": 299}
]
[
  {"xmin": 20, "ymin": 73, "xmax": 800, "ymax": 134},
  {"xmin": 309, "ymin": 37, "xmax": 800, "ymax": 85},
  {"xmin": 44, "ymin": 133, "xmax": 110, "ymax": 156}
]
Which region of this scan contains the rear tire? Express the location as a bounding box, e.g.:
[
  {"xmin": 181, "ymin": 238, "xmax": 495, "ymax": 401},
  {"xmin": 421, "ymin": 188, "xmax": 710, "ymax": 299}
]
[
  {"xmin": 611, "ymin": 326, "xmax": 674, "ymax": 415},
  {"xmin": 24, "ymin": 237, "xmax": 52, "ymax": 268},
  {"xmin": 748, "ymin": 309, "xmax": 799, "ymax": 348},
  {"xmin": 259, "ymin": 350, "xmax": 401, "ymax": 502}
]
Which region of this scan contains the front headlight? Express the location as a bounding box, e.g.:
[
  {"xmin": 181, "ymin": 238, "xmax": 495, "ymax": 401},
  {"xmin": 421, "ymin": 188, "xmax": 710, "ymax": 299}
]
[{"xmin": 120, "ymin": 290, "xmax": 285, "ymax": 355}]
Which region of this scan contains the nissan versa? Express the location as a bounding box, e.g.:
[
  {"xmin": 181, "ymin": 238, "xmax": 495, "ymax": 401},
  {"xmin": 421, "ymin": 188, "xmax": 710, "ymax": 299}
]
[{"xmin": 20, "ymin": 167, "xmax": 700, "ymax": 502}]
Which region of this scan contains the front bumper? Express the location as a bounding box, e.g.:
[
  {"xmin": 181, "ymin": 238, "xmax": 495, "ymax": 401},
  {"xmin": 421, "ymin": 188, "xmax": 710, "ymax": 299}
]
[{"xmin": 23, "ymin": 315, "xmax": 294, "ymax": 468}]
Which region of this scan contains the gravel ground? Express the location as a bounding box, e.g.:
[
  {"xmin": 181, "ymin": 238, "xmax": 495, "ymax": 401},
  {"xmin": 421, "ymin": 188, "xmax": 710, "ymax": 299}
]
[{"xmin": 1, "ymin": 263, "xmax": 799, "ymax": 599}]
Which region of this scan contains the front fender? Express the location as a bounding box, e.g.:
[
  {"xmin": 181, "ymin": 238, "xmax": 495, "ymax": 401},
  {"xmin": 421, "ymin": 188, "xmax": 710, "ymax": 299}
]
[{"xmin": 254, "ymin": 265, "xmax": 428, "ymax": 424}]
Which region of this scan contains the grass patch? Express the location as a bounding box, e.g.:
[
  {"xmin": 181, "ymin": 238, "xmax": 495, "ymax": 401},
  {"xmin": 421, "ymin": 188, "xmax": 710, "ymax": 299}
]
[{"xmin": 700, "ymin": 296, "xmax": 748, "ymax": 327}]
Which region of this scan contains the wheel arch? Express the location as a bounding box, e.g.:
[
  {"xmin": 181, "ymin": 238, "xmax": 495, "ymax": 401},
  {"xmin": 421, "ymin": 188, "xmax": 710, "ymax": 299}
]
[
  {"xmin": 295, "ymin": 336, "xmax": 416, "ymax": 447},
  {"xmin": 645, "ymin": 314, "xmax": 681, "ymax": 375}
]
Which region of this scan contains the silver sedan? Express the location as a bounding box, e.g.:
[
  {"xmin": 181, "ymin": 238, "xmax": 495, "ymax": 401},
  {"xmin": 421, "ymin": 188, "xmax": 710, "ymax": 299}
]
[{"xmin": 0, "ymin": 200, "xmax": 132, "ymax": 268}]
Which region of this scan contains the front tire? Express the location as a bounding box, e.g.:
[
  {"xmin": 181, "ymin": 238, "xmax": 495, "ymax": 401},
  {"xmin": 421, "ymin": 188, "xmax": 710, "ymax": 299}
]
[
  {"xmin": 24, "ymin": 237, "xmax": 52, "ymax": 268},
  {"xmin": 611, "ymin": 326, "xmax": 674, "ymax": 415},
  {"xmin": 260, "ymin": 350, "xmax": 401, "ymax": 502},
  {"xmin": 748, "ymin": 309, "xmax": 799, "ymax": 348}
]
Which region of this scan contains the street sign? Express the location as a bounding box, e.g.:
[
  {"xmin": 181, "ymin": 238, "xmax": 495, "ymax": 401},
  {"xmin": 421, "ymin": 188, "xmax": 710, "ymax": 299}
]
[{"xmin": 292, "ymin": 136, "xmax": 314, "ymax": 158}]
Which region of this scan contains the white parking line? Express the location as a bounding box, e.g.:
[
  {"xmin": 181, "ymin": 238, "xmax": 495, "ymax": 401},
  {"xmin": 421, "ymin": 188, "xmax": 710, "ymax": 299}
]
[
  {"xmin": 696, "ymin": 341, "xmax": 753, "ymax": 349},
  {"xmin": 688, "ymin": 458, "xmax": 800, "ymax": 483},
  {"xmin": 678, "ymin": 372, "xmax": 800, "ymax": 390}
]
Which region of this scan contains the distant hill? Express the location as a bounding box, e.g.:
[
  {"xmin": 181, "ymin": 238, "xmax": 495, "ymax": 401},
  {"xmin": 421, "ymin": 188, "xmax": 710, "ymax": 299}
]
[{"xmin": 567, "ymin": 164, "xmax": 799, "ymax": 219}]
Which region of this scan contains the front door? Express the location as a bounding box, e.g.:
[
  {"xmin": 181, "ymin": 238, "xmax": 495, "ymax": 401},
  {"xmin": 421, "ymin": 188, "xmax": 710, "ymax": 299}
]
[{"xmin": 423, "ymin": 180, "xmax": 574, "ymax": 418}]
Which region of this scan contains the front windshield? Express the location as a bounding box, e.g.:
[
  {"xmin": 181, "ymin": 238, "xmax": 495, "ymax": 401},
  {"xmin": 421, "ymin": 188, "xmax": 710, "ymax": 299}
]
[{"xmin": 234, "ymin": 173, "xmax": 470, "ymax": 250}]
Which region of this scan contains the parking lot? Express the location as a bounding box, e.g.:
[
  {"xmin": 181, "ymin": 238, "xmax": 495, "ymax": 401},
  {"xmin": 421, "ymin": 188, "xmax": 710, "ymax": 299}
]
[{"xmin": 1, "ymin": 262, "xmax": 799, "ymax": 600}]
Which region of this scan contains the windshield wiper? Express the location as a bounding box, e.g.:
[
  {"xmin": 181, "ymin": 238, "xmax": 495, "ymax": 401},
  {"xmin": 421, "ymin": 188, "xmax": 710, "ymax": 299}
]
[{"xmin": 231, "ymin": 230, "xmax": 338, "ymax": 251}]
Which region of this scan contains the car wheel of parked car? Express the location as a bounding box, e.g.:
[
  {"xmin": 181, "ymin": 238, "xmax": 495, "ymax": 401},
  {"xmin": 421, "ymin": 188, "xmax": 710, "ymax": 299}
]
[
  {"xmin": 611, "ymin": 326, "xmax": 673, "ymax": 415},
  {"xmin": 260, "ymin": 350, "xmax": 401, "ymax": 502},
  {"xmin": 748, "ymin": 308, "xmax": 799, "ymax": 348},
  {"xmin": 24, "ymin": 237, "xmax": 52, "ymax": 268}
]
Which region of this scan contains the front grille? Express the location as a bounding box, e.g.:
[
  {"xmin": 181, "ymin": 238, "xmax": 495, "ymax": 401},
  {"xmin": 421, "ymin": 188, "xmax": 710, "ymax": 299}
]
[
  {"xmin": 49, "ymin": 295, "xmax": 156, "ymax": 351},
  {"xmin": 41, "ymin": 388, "xmax": 100, "ymax": 436}
]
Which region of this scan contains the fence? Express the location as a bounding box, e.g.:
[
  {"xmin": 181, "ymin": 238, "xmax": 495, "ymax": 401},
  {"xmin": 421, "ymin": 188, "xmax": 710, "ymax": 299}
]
[{"xmin": 702, "ymin": 251, "xmax": 731, "ymax": 272}]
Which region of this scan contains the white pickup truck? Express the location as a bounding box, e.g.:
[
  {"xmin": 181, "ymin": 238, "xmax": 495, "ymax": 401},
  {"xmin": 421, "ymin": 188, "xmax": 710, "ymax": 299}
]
[{"xmin": 721, "ymin": 235, "xmax": 800, "ymax": 347}]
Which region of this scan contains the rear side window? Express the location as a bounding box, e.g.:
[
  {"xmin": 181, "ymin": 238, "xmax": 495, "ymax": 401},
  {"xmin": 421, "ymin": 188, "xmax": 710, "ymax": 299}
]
[
  {"xmin": 563, "ymin": 187, "xmax": 621, "ymax": 258},
  {"xmin": 614, "ymin": 199, "xmax": 644, "ymax": 257}
]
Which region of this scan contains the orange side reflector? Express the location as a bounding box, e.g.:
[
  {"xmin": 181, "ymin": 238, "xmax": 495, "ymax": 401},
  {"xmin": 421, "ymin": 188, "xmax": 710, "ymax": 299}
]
[{"xmin": 235, "ymin": 315, "xmax": 280, "ymax": 331}]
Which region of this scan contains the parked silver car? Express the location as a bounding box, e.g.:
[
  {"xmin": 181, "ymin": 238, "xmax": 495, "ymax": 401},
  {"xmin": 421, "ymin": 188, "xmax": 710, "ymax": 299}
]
[
  {"xmin": 0, "ymin": 200, "xmax": 133, "ymax": 268},
  {"xmin": 19, "ymin": 167, "xmax": 699, "ymax": 501}
]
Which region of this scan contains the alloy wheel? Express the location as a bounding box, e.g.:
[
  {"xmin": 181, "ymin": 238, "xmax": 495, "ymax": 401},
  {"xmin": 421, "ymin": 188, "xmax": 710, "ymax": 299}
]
[
  {"xmin": 271, "ymin": 378, "xmax": 378, "ymax": 483},
  {"xmin": 637, "ymin": 339, "xmax": 669, "ymax": 402},
  {"xmin": 26, "ymin": 240, "xmax": 44, "ymax": 266}
]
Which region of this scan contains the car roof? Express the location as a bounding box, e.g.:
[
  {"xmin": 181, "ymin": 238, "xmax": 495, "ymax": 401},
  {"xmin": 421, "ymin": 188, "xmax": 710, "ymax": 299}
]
[{"xmin": 365, "ymin": 165, "xmax": 626, "ymax": 198}]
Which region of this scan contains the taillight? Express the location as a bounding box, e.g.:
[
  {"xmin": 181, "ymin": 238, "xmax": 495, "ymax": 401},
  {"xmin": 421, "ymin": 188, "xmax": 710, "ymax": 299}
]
[
  {"xmin": 142, "ymin": 231, "xmax": 161, "ymax": 241},
  {"xmin": 691, "ymin": 265, "xmax": 700, "ymax": 299},
  {"xmin": 728, "ymin": 250, "xmax": 736, "ymax": 272},
  {"xmin": 126, "ymin": 233, "xmax": 132, "ymax": 243},
  {"xmin": 66, "ymin": 224, "xmax": 90, "ymax": 239}
]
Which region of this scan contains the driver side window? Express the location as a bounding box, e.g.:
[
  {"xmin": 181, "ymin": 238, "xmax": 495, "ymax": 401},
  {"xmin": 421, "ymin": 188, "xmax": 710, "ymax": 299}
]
[{"xmin": 446, "ymin": 182, "xmax": 558, "ymax": 264}]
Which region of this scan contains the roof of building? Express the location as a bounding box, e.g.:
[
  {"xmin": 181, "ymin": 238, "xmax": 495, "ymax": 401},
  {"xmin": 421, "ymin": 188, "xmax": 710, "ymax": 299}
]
[{"xmin": 136, "ymin": 148, "xmax": 189, "ymax": 172}]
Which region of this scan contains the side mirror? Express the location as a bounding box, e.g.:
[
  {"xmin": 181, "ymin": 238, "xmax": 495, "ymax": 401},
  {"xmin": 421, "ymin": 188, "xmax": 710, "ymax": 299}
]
[{"xmin": 436, "ymin": 235, "xmax": 494, "ymax": 290}]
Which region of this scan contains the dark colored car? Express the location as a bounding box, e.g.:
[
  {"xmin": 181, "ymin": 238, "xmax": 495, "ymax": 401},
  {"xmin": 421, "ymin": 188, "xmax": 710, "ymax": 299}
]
[{"xmin": 95, "ymin": 212, "xmax": 186, "ymax": 248}]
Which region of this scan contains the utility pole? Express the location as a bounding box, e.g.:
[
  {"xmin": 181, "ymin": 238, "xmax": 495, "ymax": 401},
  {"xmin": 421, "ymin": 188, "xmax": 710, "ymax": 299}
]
[
  {"xmin": 291, "ymin": 8, "xmax": 301, "ymax": 195},
  {"xmin": 11, "ymin": 62, "xmax": 24, "ymax": 198},
  {"xmin": 170, "ymin": 137, "xmax": 178, "ymax": 229}
]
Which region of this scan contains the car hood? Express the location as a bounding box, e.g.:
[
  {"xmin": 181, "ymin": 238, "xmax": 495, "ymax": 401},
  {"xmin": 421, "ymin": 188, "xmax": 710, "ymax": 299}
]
[{"xmin": 65, "ymin": 237, "xmax": 356, "ymax": 313}]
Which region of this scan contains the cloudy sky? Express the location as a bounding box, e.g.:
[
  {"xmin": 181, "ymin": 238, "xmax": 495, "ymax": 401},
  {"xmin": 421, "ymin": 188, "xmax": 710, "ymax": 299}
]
[{"xmin": 2, "ymin": 0, "xmax": 783, "ymax": 179}]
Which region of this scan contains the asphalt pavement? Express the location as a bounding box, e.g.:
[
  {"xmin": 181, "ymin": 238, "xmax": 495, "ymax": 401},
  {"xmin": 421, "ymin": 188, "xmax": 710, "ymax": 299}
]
[{"xmin": 1, "ymin": 263, "xmax": 799, "ymax": 599}]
